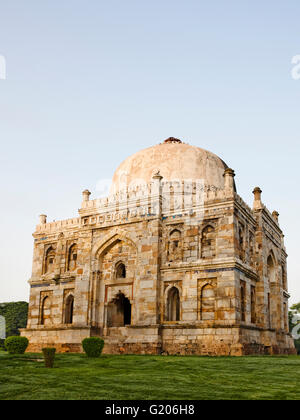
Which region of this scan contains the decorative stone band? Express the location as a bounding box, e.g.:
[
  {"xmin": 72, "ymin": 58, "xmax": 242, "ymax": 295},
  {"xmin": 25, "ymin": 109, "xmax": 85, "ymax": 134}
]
[{"xmin": 31, "ymin": 283, "xmax": 51, "ymax": 288}]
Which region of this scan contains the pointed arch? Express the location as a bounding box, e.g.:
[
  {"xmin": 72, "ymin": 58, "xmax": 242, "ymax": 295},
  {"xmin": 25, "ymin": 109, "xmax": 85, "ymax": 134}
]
[
  {"xmin": 89, "ymin": 231, "xmax": 138, "ymax": 329},
  {"xmin": 67, "ymin": 243, "xmax": 78, "ymax": 272},
  {"xmin": 201, "ymin": 224, "xmax": 216, "ymax": 259},
  {"xmin": 166, "ymin": 287, "xmax": 180, "ymax": 321},
  {"xmin": 44, "ymin": 246, "xmax": 56, "ymax": 274},
  {"xmin": 40, "ymin": 296, "xmax": 51, "ymax": 326},
  {"xmin": 168, "ymin": 229, "xmax": 182, "ymax": 262},
  {"xmin": 64, "ymin": 294, "xmax": 74, "ymax": 324},
  {"xmin": 91, "ymin": 230, "xmax": 138, "ymax": 270},
  {"xmin": 115, "ymin": 261, "xmax": 126, "ymax": 279},
  {"xmin": 267, "ymin": 251, "xmax": 276, "ymax": 283},
  {"xmin": 200, "ymin": 283, "xmax": 216, "ymax": 321}
]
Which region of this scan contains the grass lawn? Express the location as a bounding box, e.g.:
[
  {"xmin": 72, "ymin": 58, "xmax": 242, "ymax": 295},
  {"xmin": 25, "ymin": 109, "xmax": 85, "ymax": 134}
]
[{"xmin": 0, "ymin": 352, "xmax": 299, "ymax": 400}]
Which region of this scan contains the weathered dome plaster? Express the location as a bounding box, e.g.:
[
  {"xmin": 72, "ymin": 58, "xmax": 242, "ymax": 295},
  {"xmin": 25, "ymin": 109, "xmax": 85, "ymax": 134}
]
[{"xmin": 111, "ymin": 138, "xmax": 228, "ymax": 193}]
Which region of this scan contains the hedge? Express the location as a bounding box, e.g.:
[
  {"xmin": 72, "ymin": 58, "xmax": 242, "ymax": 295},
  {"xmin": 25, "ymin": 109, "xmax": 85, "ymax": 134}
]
[
  {"xmin": 5, "ymin": 336, "xmax": 29, "ymax": 354},
  {"xmin": 82, "ymin": 337, "xmax": 104, "ymax": 358}
]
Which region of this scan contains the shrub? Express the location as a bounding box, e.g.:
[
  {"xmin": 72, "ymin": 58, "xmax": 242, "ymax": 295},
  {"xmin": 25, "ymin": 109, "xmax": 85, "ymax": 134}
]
[
  {"xmin": 5, "ymin": 336, "xmax": 29, "ymax": 354},
  {"xmin": 42, "ymin": 348, "xmax": 56, "ymax": 368},
  {"xmin": 82, "ymin": 337, "xmax": 104, "ymax": 358}
]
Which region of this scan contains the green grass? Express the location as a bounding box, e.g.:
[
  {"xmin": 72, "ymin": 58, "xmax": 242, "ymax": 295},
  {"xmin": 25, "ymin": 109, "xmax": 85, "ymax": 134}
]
[{"xmin": 0, "ymin": 353, "xmax": 299, "ymax": 400}]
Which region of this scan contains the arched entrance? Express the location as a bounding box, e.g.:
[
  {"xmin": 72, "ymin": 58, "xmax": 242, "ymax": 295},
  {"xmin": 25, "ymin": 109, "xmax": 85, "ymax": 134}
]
[{"xmin": 107, "ymin": 293, "xmax": 132, "ymax": 327}]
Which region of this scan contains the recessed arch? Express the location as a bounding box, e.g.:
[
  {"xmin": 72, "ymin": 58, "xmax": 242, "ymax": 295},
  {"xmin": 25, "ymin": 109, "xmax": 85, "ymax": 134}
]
[
  {"xmin": 201, "ymin": 224, "xmax": 216, "ymax": 259},
  {"xmin": 168, "ymin": 229, "xmax": 182, "ymax": 262},
  {"xmin": 200, "ymin": 283, "xmax": 216, "ymax": 321},
  {"xmin": 267, "ymin": 251, "xmax": 277, "ymax": 283},
  {"xmin": 40, "ymin": 296, "xmax": 51, "ymax": 326},
  {"xmin": 166, "ymin": 286, "xmax": 180, "ymax": 321},
  {"xmin": 64, "ymin": 294, "xmax": 74, "ymax": 324},
  {"xmin": 116, "ymin": 261, "xmax": 126, "ymax": 279},
  {"xmin": 67, "ymin": 244, "xmax": 78, "ymax": 272},
  {"xmin": 91, "ymin": 230, "xmax": 138, "ymax": 270},
  {"xmin": 44, "ymin": 246, "xmax": 56, "ymax": 274}
]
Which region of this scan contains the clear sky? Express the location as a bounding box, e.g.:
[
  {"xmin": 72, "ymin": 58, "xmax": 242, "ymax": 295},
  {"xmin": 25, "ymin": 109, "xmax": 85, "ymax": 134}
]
[{"xmin": 0, "ymin": 1, "xmax": 299, "ymax": 304}]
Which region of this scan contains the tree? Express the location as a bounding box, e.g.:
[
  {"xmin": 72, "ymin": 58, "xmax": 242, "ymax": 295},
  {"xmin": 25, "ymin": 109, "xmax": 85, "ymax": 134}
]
[{"xmin": 0, "ymin": 302, "xmax": 28, "ymax": 349}]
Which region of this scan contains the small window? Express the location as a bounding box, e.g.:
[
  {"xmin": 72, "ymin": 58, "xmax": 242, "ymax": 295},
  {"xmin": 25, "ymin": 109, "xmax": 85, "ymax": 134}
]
[
  {"xmin": 68, "ymin": 244, "xmax": 78, "ymax": 272},
  {"xmin": 116, "ymin": 263, "xmax": 126, "ymax": 279},
  {"xmin": 64, "ymin": 295, "xmax": 74, "ymax": 324},
  {"xmin": 45, "ymin": 247, "xmax": 56, "ymax": 274}
]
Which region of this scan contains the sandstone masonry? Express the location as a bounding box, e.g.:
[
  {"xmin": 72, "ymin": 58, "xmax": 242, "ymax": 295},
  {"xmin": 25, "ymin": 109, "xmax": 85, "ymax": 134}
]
[{"xmin": 21, "ymin": 139, "xmax": 295, "ymax": 355}]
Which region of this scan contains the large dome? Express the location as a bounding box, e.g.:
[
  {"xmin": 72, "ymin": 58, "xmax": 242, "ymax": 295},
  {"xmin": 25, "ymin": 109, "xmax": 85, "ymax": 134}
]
[{"xmin": 111, "ymin": 138, "xmax": 229, "ymax": 193}]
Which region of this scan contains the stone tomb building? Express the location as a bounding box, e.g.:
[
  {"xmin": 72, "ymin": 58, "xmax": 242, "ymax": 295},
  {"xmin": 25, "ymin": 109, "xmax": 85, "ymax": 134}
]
[{"xmin": 21, "ymin": 138, "xmax": 295, "ymax": 355}]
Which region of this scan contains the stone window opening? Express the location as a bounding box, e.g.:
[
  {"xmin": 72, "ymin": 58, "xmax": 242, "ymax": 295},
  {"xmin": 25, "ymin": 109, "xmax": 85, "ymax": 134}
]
[
  {"xmin": 201, "ymin": 225, "xmax": 216, "ymax": 259},
  {"xmin": 68, "ymin": 244, "xmax": 78, "ymax": 272},
  {"xmin": 40, "ymin": 296, "xmax": 51, "ymax": 326},
  {"xmin": 64, "ymin": 294, "xmax": 74, "ymax": 324},
  {"xmin": 116, "ymin": 262, "xmax": 126, "ymax": 279},
  {"xmin": 166, "ymin": 287, "xmax": 180, "ymax": 321},
  {"xmin": 107, "ymin": 292, "xmax": 131, "ymax": 327},
  {"xmin": 44, "ymin": 247, "xmax": 56, "ymax": 274},
  {"xmin": 168, "ymin": 230, "xmax": 182, "ymax": 262}
]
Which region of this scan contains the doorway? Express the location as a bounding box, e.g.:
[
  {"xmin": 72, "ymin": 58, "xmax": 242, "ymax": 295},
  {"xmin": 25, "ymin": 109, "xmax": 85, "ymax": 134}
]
[{"xmin": 107, "ymin": 293, "xmax": 132, "ymax": 327}]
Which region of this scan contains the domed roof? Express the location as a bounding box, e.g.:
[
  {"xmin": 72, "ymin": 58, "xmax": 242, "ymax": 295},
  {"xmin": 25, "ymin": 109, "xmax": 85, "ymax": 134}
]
[{"xmin": 111, "ymin": 138, "xmax": 229, "ymax": 193}]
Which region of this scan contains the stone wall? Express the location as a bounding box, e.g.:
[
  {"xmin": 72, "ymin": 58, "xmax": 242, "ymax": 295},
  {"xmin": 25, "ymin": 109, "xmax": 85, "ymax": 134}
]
[{"xmin": 21, "ymin": 176, "xmax": 295, "ymax": 356}]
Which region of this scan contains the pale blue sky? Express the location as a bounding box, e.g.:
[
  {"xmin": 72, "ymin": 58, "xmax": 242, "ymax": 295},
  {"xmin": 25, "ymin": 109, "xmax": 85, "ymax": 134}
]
[{"xmin": 0, "ymin": 0, "xmax": 299, "ymax": 304}]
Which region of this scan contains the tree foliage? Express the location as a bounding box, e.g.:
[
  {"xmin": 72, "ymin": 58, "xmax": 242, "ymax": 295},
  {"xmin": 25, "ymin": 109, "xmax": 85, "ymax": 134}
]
[{"xmin": 0, "ymin": 302, "xmax": 28, "ymax": 349}]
